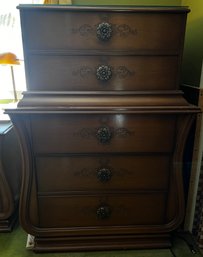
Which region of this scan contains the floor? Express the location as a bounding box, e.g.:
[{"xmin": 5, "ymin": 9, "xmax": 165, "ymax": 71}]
[{"xmin": 0, "ymin": 225, "xmax": 203, "ymax": 257}]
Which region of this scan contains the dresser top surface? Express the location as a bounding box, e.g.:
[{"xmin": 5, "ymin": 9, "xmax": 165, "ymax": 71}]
[{"xmin": 17, "ymin": 4, "xmax": 189, "ymax": 13}]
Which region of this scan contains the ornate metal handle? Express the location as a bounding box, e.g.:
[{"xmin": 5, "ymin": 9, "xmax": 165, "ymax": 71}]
[
  {"xmin": 96, "ymin": 65, "xmax": 112, "ymax": 81},
  {"xmin": 97, "ymin": 22, "xmax": 112, "ymax": 41},
  {"xmin": 96, "ymin": 205, "xmax": 111, "ymax": 219},
  {"xmin": 96, "ymin": 126, "xmax": 112, "ymax": 144},
  {"xmin": 97, "ymin": 168, "xmax": 112, "ymax": 182}
]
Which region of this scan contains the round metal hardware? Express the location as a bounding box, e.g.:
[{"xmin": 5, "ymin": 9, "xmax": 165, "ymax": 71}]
[
  {"xmin": 97, "ymin": 22, "xmax": 112, "ymax": 41},
  {"xmin": 97, "ymin": 168, "xmax": 112, "ymax": 182},
  {"xmin": 96, "ymin": 205, "xmax": 111, "ymax": 219},
  {"xmin": 96, "ymin": 65, "xmax": 112, "ymax": 81},
  {"xmin": 96, "ymin": 126, "xmax": 112, "ymax": 144}
]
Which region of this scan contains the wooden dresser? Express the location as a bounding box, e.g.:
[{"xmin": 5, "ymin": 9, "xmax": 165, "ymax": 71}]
[{"xmin": 6, "ymin": 5, "xmax": 200, "ymax": 252}]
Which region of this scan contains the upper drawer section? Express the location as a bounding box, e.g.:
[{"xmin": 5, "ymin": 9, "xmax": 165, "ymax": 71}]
[
  {"xmin": 19, "ymin": 7, "xmax": 187, "ymax": 52},
  {"xmin": 26, "ymin": 55, "xmax": 179, "ymax": 91}
]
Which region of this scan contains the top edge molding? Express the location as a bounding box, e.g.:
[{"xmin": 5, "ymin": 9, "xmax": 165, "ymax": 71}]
[{"xmin": 17, "ymin": 4, "xmax": 190, "ymax": 13}]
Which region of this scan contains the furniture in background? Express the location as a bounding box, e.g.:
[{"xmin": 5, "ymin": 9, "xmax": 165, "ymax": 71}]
[
  {"xmin": 0, "ymin": 120, "xmax": 21, "ymax": 231},
  {"xmin": 181, "ymin": 85, "xmax": 203, "ymax": 249},
  {"xmin": 195, "ymin": 159, "xmax": 203, "ymax": 250},
  {"xmin": 6, "ymin": 5, "xmax": 200, "ymax": 252}
]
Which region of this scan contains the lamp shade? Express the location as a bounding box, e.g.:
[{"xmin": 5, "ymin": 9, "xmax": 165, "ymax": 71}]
[{"xmin": 0, "ymin": 52, "xmax": 20, "ymax": 65}]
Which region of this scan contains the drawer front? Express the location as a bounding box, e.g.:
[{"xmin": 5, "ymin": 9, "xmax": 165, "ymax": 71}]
[
  {"xmin": 31, "ymin": 114, "xmax": 176, "ymax": 154},
  {"xmin": 36, "ymin": 155, "xmax": 170, "ymax": 192},
  {"xmin": 22, "ymin": 11, "xmax": 186, "ymax": 51},
  {"xmin": 38, "ymin": 194, "xmax": 166, "ymax": 228},
  {"xmin": 27, "ymin": 55, "xmax": 179, "ymax": 91}
]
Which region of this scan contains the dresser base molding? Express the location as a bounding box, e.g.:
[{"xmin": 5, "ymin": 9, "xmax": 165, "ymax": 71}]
[
  {"xmin": 0, "ymin": 208, "xmax": 18, "ymax": 232},
  {"xmin": 32, "ymin": 233, "xmax": 171, "ymax": 252}
]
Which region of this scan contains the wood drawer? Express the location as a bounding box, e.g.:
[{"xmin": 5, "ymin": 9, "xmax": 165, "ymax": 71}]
[
  {"xmin": 36, "ymin": 155, "xmax": 170, "ymax": 192},
  {"xmin": 21, "ymin": 10, "xmax": 186, "ymax": 51},
  {"xmin": 27, "ymin": 55, "xmax": 179, "ymax": 91},
  {"xmin": 31, "ymin": 114, "xmax": 176, "ymax": 154},
  {"xmin": 38, "ymin": 193, "xmax": 166, "ymax": 228}
]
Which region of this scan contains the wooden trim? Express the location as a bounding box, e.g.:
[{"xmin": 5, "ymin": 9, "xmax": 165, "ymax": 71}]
[{"xmin": 17, "ymin": 5, "xmax": 190, "ymax": 13}]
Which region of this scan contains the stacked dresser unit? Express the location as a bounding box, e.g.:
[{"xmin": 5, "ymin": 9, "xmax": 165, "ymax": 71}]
[{"xmin": 6, "ymin": 5, "xmax": 200, "ymax": 252}]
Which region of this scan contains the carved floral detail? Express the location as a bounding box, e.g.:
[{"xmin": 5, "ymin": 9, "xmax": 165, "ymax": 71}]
[
  {"xmin": 72, "ymin": 23, "xmax": 138, "ymax": 38},
  {"xmin": 72, "ymin": 65, "xmax": 135, "ymax": 79},
  {"xmin": 71, "ymin": 204, "xmax": 128, "ymax": 217},
  {"xmin": 74, "ymin": 166, "xmax": 132, "ymax": 178},
  {"xmin": 73, "ymin": 158, "xmax": 132, "ymax": 178},
  {"xmin": 74, "ymin": 128, "xmax": 95, "ymax": 139},
  {"xmin": 97, "ymin": 22, "xmax": 112, "ymax": 41},
  {"xmin": 96, "ymin": 126, "xmax": 112, "ymax": 144},
  {"xmin": 74, "ymin": 127, "xmax": 134, "ymax": 140},
  {"xmin": 72, "ymin": 66, "xmax": 94, "ymax": 78},
  {"xmin": 96, "ymin": 65, "xmax": 112, "ymax": 81},
  {"xmin": 115, "ymin": 66, "xmax": 135, "ymax": 78},
  {"xmin": 114, "ymin": 128, "xmax": 134, "ymax": 138},
  {"xmin": 72, "ymin": 24, "xmax": 94, "ymax": 36},
  {"xmin": 74, "ymin": 168, "xmax": 94, "ymax": 177},
  {"xmin": 115, "ymin": 24, "xmax": 137, "ymax": 37}
]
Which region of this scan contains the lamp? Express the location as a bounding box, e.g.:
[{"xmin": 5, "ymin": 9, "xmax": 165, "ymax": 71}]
[
  {"xmin": 43, "ymin": 0, "xmax": 72, "ymax": 4},
  {"xmin": 0, "ymin": 52, "xmax": 20, "ymax": 102}
]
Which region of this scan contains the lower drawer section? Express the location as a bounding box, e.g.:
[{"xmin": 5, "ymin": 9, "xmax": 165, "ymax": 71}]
[
  {"xmin": 36, "ymin": 154, "xmax": 170, "ymax": 192},
  {"xmin": 38, "ymin": 193, "xmax": 166, "ymax": 228}
]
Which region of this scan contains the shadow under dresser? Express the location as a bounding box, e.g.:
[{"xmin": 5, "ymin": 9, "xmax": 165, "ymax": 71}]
[{"xmin": 5, "ymin": 5, "xmax": 200, "ymax": 252}]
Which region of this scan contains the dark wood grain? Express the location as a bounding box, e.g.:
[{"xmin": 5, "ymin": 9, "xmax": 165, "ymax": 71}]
[
  {"xmin": 27, "ymin": 55, "xmax": 179, "ymax": 91},
  {"xmin": 36, "ymin": 154, "xmax": 170, "ymax": 192}
]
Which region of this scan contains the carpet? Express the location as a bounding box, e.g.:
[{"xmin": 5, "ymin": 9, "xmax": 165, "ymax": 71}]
[{"xmin": 0, "ymin": 225, "xmax": 203, "ymax": 257}]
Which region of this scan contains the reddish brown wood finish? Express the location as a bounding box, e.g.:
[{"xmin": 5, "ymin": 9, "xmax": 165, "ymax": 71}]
[
  {"xmin": 30, "ymin": 114, "xmax": 176, "ymax": 153},
  {"xmin": 36, "ymin": 155, "xmax": 170, "ymax": 192},
  {"xmin": 26, "ymin": 55, "xmax": 180, "ymax": 91},
  {"xmin": 21, "ymin": 11, "xmax": 186, "ymax": 51},
  {"xmin": 18, "ymin": 6, "xmax": 188, "ymax": 91},
  {"xmin": 5, "ymin": 5, "xmax": 200, "ymax": 252}
]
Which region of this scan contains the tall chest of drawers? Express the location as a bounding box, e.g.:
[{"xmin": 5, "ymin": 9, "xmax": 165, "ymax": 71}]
[{"xmin": 6, "ymin": 5, "xmax": 200, "ymax": 252}]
